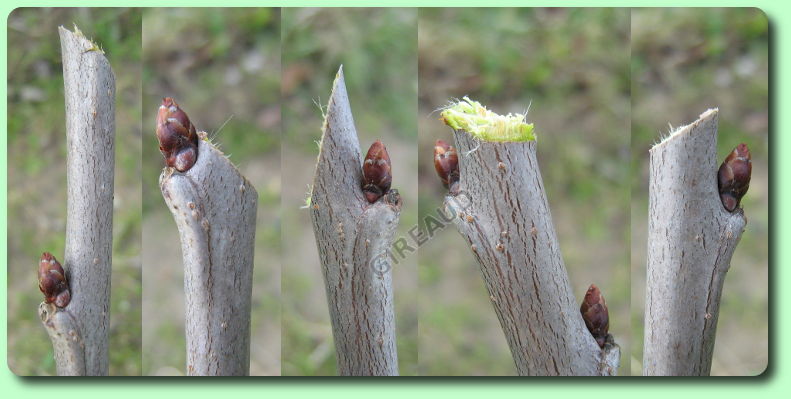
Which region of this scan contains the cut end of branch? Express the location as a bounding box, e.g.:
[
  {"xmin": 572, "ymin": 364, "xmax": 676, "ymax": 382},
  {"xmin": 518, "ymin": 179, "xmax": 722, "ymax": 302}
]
[
  {"xmin": 310, "ymin": 65, "xmax": 364, "ymax": 207},
  {"xmin": 440, "ymin": 97, "xmax": 535, "ymax": 142},
  {"xmin": 160, "ymin": 136, "xmax": 255, "ymax": 195},
  {"xmin": 58, "ymin": 25, "xmax": 104, "ymax": 54},
  {"xmin": 654, "ymin": 108, "xmax": 718, "ymax": 150},
  {"xmin": 319, "ymin": 65, "xmax": 347, "ymax": 138}
]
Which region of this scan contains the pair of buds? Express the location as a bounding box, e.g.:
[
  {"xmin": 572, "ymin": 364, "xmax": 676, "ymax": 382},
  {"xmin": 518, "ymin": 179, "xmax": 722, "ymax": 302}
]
[
  {"xmin": 156, "ymin": 97, "xmax": 199, "ymax": 172},
  {"xmin": 155, "ymin": 99, "xmax": 398, "ymax": 204},
  {"xmin": 38, "ymin": 252, "xmax": 70, "ymax": 308},
  {"xmin": 364, "ymin": 138, "xmax": 462, "ymax": 203}
]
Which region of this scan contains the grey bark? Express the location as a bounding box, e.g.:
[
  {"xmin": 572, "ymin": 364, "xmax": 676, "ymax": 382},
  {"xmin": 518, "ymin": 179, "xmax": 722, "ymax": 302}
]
[
  {"xmin": 56, "ymin": 26, "xmax": 115, "ymax": 376},
  {"xmin": 38, "ymin": 303, "xmax": 86, "ymax": 376},
  {"xmin": 643, "ymin": 109, "xmax": 746, "ymax": 376},
  {"xmin": 160, "ymin": 137, "xmax": 258, "ymax": 376},
  {"xmin": 444, "ymin": 129, "xmax": 620, "ymax": 376},
  {"xmin": 309, "ymin": 66, "xmax": 401, "ymax": 376}
]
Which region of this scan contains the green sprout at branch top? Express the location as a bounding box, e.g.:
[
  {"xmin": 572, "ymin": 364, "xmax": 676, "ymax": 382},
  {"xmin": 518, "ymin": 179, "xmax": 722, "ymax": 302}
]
[{"xmin": 440, "ymin": 97, "xmax": 535, "ymax": 142}]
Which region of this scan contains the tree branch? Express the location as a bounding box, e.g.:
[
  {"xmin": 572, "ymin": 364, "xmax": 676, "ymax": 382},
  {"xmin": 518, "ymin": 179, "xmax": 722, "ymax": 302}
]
[
  {"xmin": 444, "ymin": 128, "xmax": 619, "ymax": 376},
  {"xmin": 643, "ymin": 109, "xmax": 746, "ymax": 376},
  {"xmin": 56, "ymin": 25, "xmax": 115, "ymax": 376},
  {"xmin": 160, "ymin": 137, "xmax": 258, "ymax": 376},
  {"xmin": 309, "ymin": 66, "xmax": 401, "ymax": 376}
]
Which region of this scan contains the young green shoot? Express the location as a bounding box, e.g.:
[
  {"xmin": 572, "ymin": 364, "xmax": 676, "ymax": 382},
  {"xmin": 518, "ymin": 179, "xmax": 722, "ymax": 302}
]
[{"xmin": 440, "ymin": 97, "xmax": 535, "ymax": 142}]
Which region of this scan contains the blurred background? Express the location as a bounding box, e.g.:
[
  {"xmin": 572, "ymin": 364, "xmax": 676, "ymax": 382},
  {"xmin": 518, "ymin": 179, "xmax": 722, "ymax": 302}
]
[
  {"xmin": 141, "ymin": 8, "xmax": 281, "ymax": 375},
  {"xmin": 418, "ymin": 8, "xmax": 631, "ymax": 375},
  {"xmin": 630, "ymin": 8, "xmax": 769, "ymax": 375},
  {"xmin": 6, "ymin": 8, "xmax": 142, "ymax": 375},
  {"xmin": 281, "ymin": 8, "xmax": 418, "ymax": 376}
]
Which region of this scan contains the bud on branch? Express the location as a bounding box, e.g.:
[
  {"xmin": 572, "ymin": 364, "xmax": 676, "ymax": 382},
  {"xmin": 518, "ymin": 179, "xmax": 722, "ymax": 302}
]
[
  {"xmin": 156, "ymin": 97, "xmax": 199, "ymax": 172},
  {"xmin": 361, "ymin": 140, "xmax": 392, "ymax": 203},
  {"xmin": 433, "ymin": 139, "xmax": 460, "ymax": 193},
  {"xmin": 717, "ymin": 143, "xmax": 752, "ymax": 212},
  {"xmin": 38, "ymin": 252, "xmax": 71, "ymax": 308},
  {"xmin": 580, "ymin": 284, "xmax": 609, "ymax": 348}
]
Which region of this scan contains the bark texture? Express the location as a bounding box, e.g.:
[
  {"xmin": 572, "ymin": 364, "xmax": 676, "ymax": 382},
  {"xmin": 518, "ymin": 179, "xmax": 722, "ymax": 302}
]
[
  {"xmin": 38, "ymin": 303, "xmax": 86, "ymax": 376},
  {"xmin": 444, "ymin": 129, "xmax": 619, "ymax": 376},
  {"xmin": 160, "ymin": 137, "xmax": 258, "ymax": 376},
  {"xmin": 57, "ymin": 26, "xmax": 115, "ymax": 376},
  {"xmin": 309, "ymin": 67, "xmax": 401, "ymax": 376},
  {"xmin": 643, "ymin": 109, "xmax": 746, "ymax": 376}
]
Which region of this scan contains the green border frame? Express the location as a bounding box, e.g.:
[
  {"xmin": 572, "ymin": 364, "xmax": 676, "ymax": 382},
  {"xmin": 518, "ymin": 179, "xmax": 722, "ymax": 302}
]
[{"xmin": 2, "ymin": 1, "xmax": 784, "ymax": 396}]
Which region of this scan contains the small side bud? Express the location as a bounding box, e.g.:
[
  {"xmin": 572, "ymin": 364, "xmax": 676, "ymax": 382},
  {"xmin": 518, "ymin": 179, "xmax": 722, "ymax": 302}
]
[
  {"xmin": 361, "ymin": 140, "xmax": 392, "ymax": 203},
  {"xmin": 433, "ymin": 139, "xmax": 460, "ymax": 193},
  {"xmin": 38, "ymin": 252, "xmax": 70, "ymax": 308},
  {"xmin": 718, "ymin": 143, "xmax": 752, "ymax": 212},
  {"xmin": 580, "ymin": 284, "xmax": 609, "ymax": 348},
  {"xmin": 156, "ymin": 97, "xmax": 199, "ymax": 172}
]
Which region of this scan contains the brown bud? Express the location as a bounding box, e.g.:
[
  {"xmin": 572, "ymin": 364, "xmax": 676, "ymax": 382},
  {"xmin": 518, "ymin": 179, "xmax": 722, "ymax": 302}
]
[
  {"xmin": 156, "ymin": 97, "xmax": 199, "ymax": 172},
  {"xmin": 434, "ymin": 140, "xmax": 460, "ymax": 193},
  {"xmin": 361, "ymin": 140, "xmax": 392, "ymax": 203},
  {"xmin": 580, "ymin": 284, "xmax": 609, "ymax": 348},
  {"xmin": 38, "ymin": 252, "xmax": 70, "ymax": 308},
  {"xmin": 718, "ymin": 143, "xmax": 752, "ymax": 212}
]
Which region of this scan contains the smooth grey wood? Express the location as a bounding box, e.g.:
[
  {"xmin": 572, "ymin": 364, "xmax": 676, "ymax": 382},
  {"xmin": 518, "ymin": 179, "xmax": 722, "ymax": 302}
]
[
  {"xmin": 643, "ymin": 109, "xmax": 746, "ymax": 376},
  {"xmin": 160, "ymin": 137, "xmax": 258, "ymax": 376},
  {"xmin": 309, "ymin": 67, "xmax": 401, "ymax": 376},
  {"xmin": 444, "ymin": 129, "xmax": 620, "ymax": 376},
  {"xmin": 58, "ymin": 26, "xmax": 115, "ymax": 376},
  {"xmin": 39, "ymin": 303, "xmax": 86, "ymax": 376}
]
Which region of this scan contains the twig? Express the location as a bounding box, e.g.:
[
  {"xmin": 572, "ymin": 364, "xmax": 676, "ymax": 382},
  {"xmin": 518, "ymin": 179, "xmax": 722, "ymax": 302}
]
[
  {"xmin": 309, "ymin": 66, "xmax": 401, "ymax": 376},
  {"xmin": 54, "ymin": 25, "xmax": 115, "ymax": 376},
  {"xmin": 441, "ymin": 100, "xmax": 619, "ymax": 376},
  {"xmin": 160, "ymin": 136, "xmax": 258, "ymax": 376},
  {"xmin": 643, "ymin": 109, "xmax": 747, "ymax": 376}
]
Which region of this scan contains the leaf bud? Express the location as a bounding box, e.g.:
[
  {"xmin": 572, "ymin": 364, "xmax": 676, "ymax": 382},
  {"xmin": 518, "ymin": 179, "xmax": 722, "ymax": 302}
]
[
  {"xmin": 580, "ymin": 284, "xmax": 609, "ymax": 348},
  {"xmin": 718, "ymin": 143, "xmax": 752, "ymax": 212},
  {"xmin": 156, "ymin": 97, "xmax": 199, "ymax": 172},
  {"xmin": 362, "ymin": 140, "xmax": 392, "ymax": 203},
  {"xmin": 38, "ymin": 252, "xmax": 70, "ymax": 308}
]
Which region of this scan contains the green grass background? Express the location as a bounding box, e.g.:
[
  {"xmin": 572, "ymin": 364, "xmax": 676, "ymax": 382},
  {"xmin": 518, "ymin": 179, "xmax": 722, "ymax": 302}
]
[
  {"xmin": 418, "ymin": 7, "xmax": 632, "ymax": 376},
  {"xmin": 6, "ymin": 7, "xmax": 142, "ymax": 376},
  {"xmin": 629, "ymin": 8, "xmax": 769, "ymax": 375},
  {"xmin": 280, "ymin": 8, "xmax": 419, "ymax": 376},
  {"xmin": 140, "ymin": 8, "xmax": 281, "ymax": 375}
]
